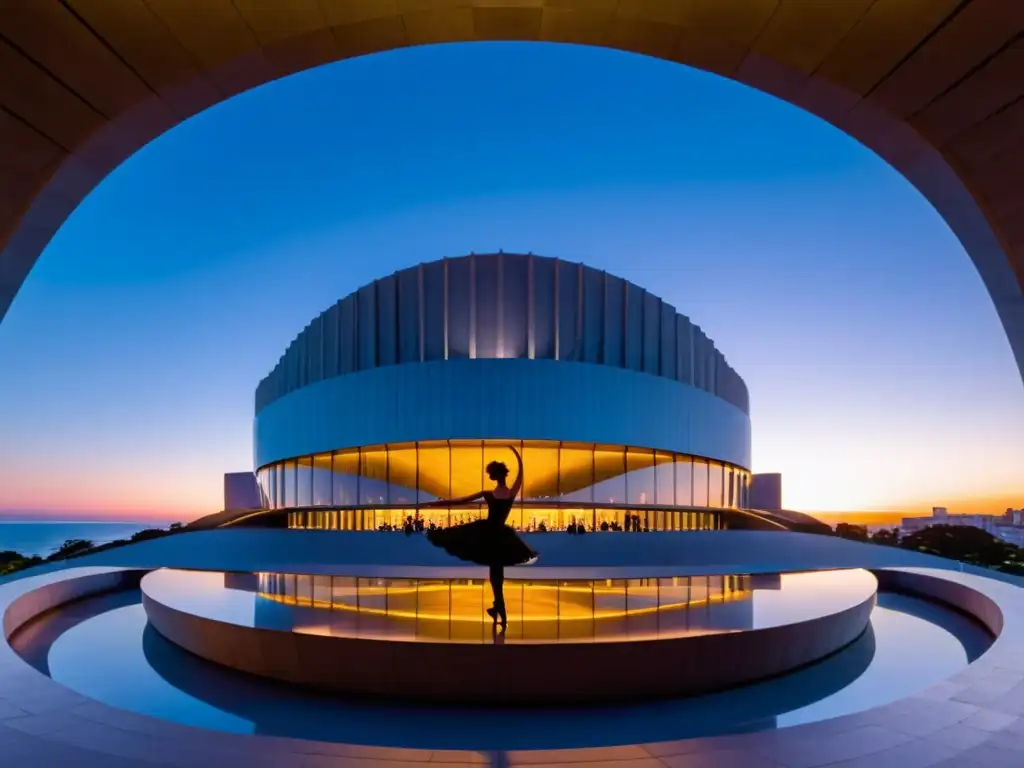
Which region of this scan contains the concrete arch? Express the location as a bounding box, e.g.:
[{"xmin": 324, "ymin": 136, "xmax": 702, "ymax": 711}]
[{"xmin": 2, "ymin": 2, "xmax": 1023, "ymax": 380}]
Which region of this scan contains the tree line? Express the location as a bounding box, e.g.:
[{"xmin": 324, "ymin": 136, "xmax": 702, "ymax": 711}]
[{"xmin": 833, "ymin": 522, "xmax": 1024, "ymax": 576}]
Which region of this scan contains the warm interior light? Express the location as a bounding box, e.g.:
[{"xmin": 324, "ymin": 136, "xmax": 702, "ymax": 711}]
[{"xmin": 257, "ymin": 578, "xmax": 751, "ymax": 624}]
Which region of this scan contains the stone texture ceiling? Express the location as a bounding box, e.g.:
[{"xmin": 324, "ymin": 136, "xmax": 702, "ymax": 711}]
[{"xmin": 1, "ymin": 1, "xmax": 1022, "ymax": 375}]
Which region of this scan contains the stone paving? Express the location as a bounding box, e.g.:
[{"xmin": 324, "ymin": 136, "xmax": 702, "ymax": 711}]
[{"xmin": 2, "ymin": 561, "xmax": 1023, "ymax": 767}]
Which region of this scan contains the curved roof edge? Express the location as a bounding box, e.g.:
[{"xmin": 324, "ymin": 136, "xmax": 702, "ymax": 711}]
[{"xmin": 255, "ymin": 253, "xmax": 748, "ymax": 415}]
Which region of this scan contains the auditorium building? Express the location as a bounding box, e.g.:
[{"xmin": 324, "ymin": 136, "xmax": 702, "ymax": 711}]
[{"xmin": 252, "ymin": 253, "xmax": 753, "ymax": 533}]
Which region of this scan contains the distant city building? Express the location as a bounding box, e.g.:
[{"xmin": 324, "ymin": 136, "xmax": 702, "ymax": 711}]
[{"xmin": 900, "ymin": 506, "xmax": 1024, "ymax": 547}]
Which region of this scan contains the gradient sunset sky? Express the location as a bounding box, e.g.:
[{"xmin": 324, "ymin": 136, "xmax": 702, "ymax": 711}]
[{"xmin": 0, "ymin": 42, "xmax": 1021, "ymax": 523}]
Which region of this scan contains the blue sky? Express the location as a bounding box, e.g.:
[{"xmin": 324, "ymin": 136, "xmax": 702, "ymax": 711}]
[{"xmin": 0, "ymin": 42, "xmax": 1020, "ymax": 520}]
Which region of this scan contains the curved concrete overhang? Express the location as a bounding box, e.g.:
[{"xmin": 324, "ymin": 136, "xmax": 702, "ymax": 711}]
[
  {"xmin": 253, "ymin": 358, "xmax": 753, "ymax": 468},
  {"xmin": 1, "ymin": 3, "xmax": 1023, "ymax": 384},
  {"xmin": 2, "ymin": 552, "xmax": 1023, "ymax": 765}
]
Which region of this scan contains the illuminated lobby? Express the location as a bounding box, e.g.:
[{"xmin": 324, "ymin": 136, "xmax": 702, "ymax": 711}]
[{"xmin": 252, "ymin": 253, "xmax": 755, "ymax": 534}]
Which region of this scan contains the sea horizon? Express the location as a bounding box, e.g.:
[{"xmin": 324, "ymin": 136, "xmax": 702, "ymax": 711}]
[{"xmin": 0, "ymin": 520, "xmax": 170, "ymax": 558}]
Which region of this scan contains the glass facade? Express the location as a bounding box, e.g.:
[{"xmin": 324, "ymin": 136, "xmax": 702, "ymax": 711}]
[
  {"xmin": 257, "ymin": 572, "xmax": 751, "ymax": 623},
  {"xmin": 257, "ymin": 440, "xmax": 751, "ymax": 532}
]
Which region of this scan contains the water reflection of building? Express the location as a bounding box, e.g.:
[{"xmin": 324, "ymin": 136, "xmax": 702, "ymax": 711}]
[
  {"xmin": 251, "ymin": 573, "xmax": 755, "ymax": 643},
  {"xmin": 250, "ymin": 253, "xmax": 753, "ymax": 532}
]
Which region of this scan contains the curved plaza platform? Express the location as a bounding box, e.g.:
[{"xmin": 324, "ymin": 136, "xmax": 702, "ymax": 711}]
[
  {"xmin": 140, "ymin": 567, "xmax": 876, "ymax": 704},
  {"xmin": 1, "ymin": 530, "xmax": 1023, "ymax": 766}
]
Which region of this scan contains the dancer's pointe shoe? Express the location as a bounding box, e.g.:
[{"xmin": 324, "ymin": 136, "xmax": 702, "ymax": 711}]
[
  {"xmin": 497, "ymin": 605, "xmax": 507, "ymax": 632},
  {"xmin": 486, "ymin": 606, "xmax": 499, "ymax": 623}
]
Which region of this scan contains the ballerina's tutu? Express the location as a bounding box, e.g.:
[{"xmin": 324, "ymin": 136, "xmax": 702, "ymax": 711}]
[{"xmin": 427, "ymin": 519, "xmax": 537, "ymax": 567}]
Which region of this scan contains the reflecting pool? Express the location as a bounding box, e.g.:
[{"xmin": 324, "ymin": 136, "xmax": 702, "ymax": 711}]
[
  {"xmin": 19, "ymin": 589, "xmax": 991, "ymax": 751},
  {"xmin": 141, "ymin": 568, "xmax": 876, "ymax": 644}
]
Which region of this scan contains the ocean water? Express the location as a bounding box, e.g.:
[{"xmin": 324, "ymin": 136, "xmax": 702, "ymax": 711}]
[{"xmin": 0, "ymin": 521, "xmax": 156, "ymax": 558}]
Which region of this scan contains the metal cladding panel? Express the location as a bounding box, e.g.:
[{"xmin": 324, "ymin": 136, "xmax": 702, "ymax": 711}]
[
  {"xmin": 284, "ymin": 341, "xmax": 296, "ymax": 392},
  {"xmin": 447, "ymin": 256, "xmax": 471, "ymax": 359},
  {"xmin": 642, "ymin": 291, "xmax": 661, "ymax": 375},
  {"xmin": 676, "ymin": 315, "xmax": 692, "ymax": 385},
  {"xmin": 711, "ymin": 350, "xmax": 721, "ymax": 395},
  {"xmin": 255, "ymin": 254, "xmax": 749, "ymax": 416},
  {"xmin": 581, "ymin": 266, "xmax": 604, "ymax": 364},
  {"xmin": 697, "ymin": 328, "xmax": 711, "ymax": 392},
  {"xmin": 397, "ymin": 266, "xmax": 420, "ymax": 364},
  {"xmin": 422, "ymin": 260, "xmax": 445, "ymax": 362},
  {"xmin": 322, "ymin": 302, "xmax": 339, "ymax": 379},
  {"xmin": 557, "ymin": 260, "xmax": 580, "ymax": 361},
  {"xmin": 357, "ymin": 284, "xmax": 376, "ymax": 371},
  {"xmin": 475, "ymin": 255, "xmax": 500, "ymax": 359},
  {"xmin": 625, "ymin": 283, "xmax": 644, "ymax": 372},
  {"xmin": 532, "ymin": 255, "xmax": 556, "ymax": 360},
  {"xmin": 376, "ymin": 273, "xmax": 398, "ymax": 368},
  {"xmin": 255, "ymin": 359, "xmax": 751, "ymax": 470},
  {"xmin": 310, "ymin": 315, "xmax": 325, "ymax": 385},
  {"xmin": 298, "ymin": 330, "xmax": 308, "ymax": 389},
  {"xmin": 603, "ymin": 273, "xmax": 624, "ymax": 368},
  {"xmin": 501, "ymin": 253, "xmax": 529, "ymax": 359},
  {"xmin": 338, "ymin": 295, "xmax": 356, "ymax": 375},
  {"xmin": 660, "ymin": 302, "xmax": 676, "ymax": 379}
]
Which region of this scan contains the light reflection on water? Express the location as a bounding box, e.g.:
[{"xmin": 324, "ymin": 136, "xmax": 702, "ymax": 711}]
[
  {"xmin": 141, "ymin": 568, "xmax": 878, "ymax": 644},
  {"xmin": 41, "ymin": 591, "xmax": 991, "ymax": 751}
]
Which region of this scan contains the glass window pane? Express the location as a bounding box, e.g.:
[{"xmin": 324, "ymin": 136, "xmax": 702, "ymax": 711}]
[
  {"xmin": 592, "ymin": 445, "xmax": 626, "ymax": 506},
  {"xmin": 675, "ymin": 458, "xmax": 692, "ymax": 507},
  {"xmin": 450, "ymin": 440, "xmax": 484, "ymax": 498},
  {"xmin": 522, "ymin": 440, "xmax": 559, "ymax": 500},
  {"xmin": 559, "ymin": 443, "xmax": 593, "ymax": 503},
  {"xmin": 313, "ymin": 575, "xmax": 331, "ymax": 605},
  {"xmin": 360, "ymin": 446, "xmax": 389, "ymax": 505},
  {"xmin": 332, "ymin": 450, "xmax": 359, "ymax": 506},
  {"xmin": 296, "ymin": 574, "xmax": 313, "ymax": 605},
  {"xmin": 297, "ymin": 457, "xmax": 313, "ymax": 506},
  {"xmin": 387, "ymin": 442, "xmax": 418, "ymax": 505},
  {"xmin": 283, "ymin": 460, "xmax": 297, "ymax": 507},
  {"xmin": 655, "ymin": 452, "xmax": 674, "ymax": 506},
  {"xmin": 332, "ymin": 577, "xmax": 357, "ymax": 609},
  {"xmin": 311, "ymin": 454, "xmax": 332, "ymax": 506},
  {"xmin": 692, "ymin": 459, "xmax": 708, "ymax": 507},
  {"xmin": 624, "ymin": 448, "xmax": 655, "ymax": 506},
  {"xmin": 417, "ymin": 441, "xmax": 449, "ymax": 502},
  {"xmin": 708, "ymin": 462, "xmax": 724, "ymax": 508}
]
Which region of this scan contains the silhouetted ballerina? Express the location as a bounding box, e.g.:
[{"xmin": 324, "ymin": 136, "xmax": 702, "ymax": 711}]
[{"xmin": 423, "ymin": 446, "xmax": 537, "ymax": 630}]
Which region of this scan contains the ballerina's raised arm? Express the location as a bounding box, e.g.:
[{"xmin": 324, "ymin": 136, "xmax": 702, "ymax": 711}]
[{"xmin": 508, "ymin": 445, "xmax": 524, "ymax": 498}]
